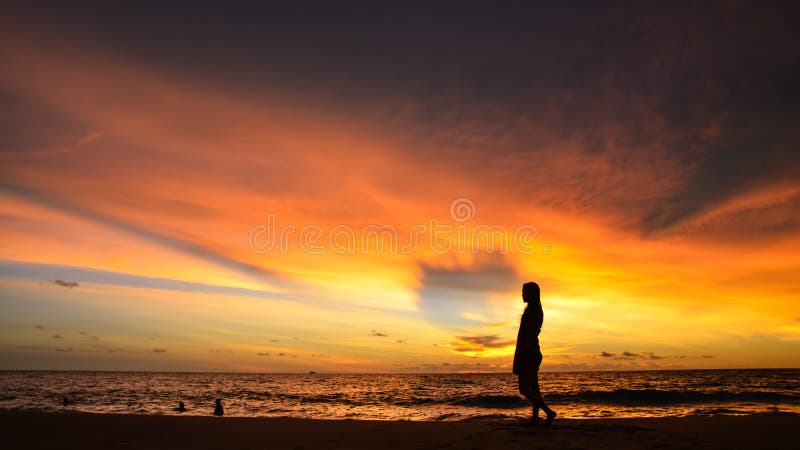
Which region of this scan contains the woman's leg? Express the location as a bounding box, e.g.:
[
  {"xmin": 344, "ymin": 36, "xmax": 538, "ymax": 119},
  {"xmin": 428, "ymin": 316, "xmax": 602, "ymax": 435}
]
[
  {"xmin": 519, "ymin": 373, "xmax": 556, "ymax": 425},
  {"xmin": 518, "ymin": 374, "xmax": 540, "ymax": 421},
  {"xmin": 531, "ymin": 372, "xmax": 556, "ymax": 425}
]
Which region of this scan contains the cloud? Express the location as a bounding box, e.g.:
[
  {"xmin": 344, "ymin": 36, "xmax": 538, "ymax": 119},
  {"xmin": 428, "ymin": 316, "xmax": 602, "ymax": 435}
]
[
  {"xmin": 0, "ymin": 182, "xmax": 291, "ymax": 287},
  {"xmin": 77, "ymin": 332, "xmax": 101, "ymax": 342},
  {"xmin": 0, "ymin": 2, "xmax": 798, "ymax": 373},
  {"xmin": 51, "ymin": 334, "xmax": 61, "ymax": 339},
  {"xmin": 256, "ymin": 352, "xmax": 269, "ymax": 356},
  {"xmin": 449, "ymin": 334, "xmax": 515, "ymax": 355},
  {"xmin": 397, "ymin": 361, "xmax": 503, "ymax": 373},
  {"xmin": 151, "ymin": 348, "xmax": 166, "ymax": 353},
  {"xmin": 648, "ymin": 188, "xmax": 800, "ymax": 241},
  {"xmin": 457, "ymin": 335, "xmax": 514, "ymax": 349},
  {"xmin": 1, "ymin": 2, "xmax": 797, "ymax": 247},
  {"xmin": 0, "ymin": 261, "xmax": 292, "ymax": 302},
  {"xmin": 55, "ymin": 347, "xmax": 72, "ymax": 352},
  {"xmin": 600, "ymin": 351, "xmax": 668, "ymax": 360},
  {"xmin": 418, "ymin": 256, "xmax": 519, "ymax": 293},
  {"xmin": 35, "ymin": 324, "xmax": 44, "ymax": 330},
  {"xmin": 416, "ymin": 255, "xmax": 520, "ymax": 326},
  {"xmin": 53, "ymin": 279, "xmax": 78, "ymax": 288},
  {"xmin": 369, "ymin": 329, "xmax": 388, "ymax": 337}
]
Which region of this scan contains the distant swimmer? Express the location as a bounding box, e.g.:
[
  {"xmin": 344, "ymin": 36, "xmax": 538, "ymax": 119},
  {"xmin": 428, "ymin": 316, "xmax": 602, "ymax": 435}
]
[
  {"xmin": 213, "ymin": 398, "xmax": 224, "ymax": 416},
  {"xmin": 175, "ymin": 401, "xmax": 186, "ymax": 413},
  {"xmin": 62, "ymin": 396, "xmax": 71, "ymax": 406}
]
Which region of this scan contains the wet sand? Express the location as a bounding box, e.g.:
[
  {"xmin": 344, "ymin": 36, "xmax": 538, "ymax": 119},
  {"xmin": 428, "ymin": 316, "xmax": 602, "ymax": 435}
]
[{"xmin": 1, "ymin": 411, "xmax": 796, "ymax": 449}]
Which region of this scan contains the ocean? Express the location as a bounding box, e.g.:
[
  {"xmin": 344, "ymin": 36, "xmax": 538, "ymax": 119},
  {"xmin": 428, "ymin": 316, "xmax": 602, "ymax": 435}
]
[{"xmin": 1, "ymin": 369, "xmax": 798, "ymax": 420}]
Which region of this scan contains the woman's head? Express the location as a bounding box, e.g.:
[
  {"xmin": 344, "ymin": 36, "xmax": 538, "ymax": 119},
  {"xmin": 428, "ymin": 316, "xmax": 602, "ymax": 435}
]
[{"xmin": 522, "ymin": 282, "xmax": 540, "ymax": 303}]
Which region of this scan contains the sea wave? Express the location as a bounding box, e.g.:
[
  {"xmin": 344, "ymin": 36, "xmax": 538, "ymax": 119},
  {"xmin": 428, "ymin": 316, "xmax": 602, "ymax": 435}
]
[
  {"xmin": 545, "ymin": 389, "xmax": 800, "ymax": 406},
  {"xmin": 2, "ymin": 370, "xmax": 799, "ymax": 420},
  {"xmin": 447, "ymin": 394, "xmax": 529, "ymax": 409},
  {"xmin": 164, "ymin": 389, "xmax": 800, "ymax": 409}
]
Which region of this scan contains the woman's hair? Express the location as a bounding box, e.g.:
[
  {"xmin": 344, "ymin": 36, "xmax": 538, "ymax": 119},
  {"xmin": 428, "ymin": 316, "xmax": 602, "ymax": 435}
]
[{"xmin": 522, "ymin": 282, "xmax": 540, "ymax": 303}]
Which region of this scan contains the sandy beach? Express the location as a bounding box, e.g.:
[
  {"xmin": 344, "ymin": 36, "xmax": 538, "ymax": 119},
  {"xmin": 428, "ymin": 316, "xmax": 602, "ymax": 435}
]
[{"xmin": 2, "ymin": 411, "xmax": 796, "ymax": 449}]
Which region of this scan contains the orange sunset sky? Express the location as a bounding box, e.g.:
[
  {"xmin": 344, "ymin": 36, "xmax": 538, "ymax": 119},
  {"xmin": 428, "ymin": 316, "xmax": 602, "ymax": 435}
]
[{"xmin": 1, "ymin": 2, "xmax": 799, "ymax": 372}]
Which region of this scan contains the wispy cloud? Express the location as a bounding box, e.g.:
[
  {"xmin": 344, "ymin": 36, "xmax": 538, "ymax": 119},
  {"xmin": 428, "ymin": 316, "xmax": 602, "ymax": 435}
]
[
  {"xmin": 0, "ymin": 260, "xmax": 290, "ymax": 301},
  {"xmin": 0, "ymin": 182, "xmax": 290, "ymax": 286},
  {"xmin": 397, "ymin": 361, "xmax": 504, "ymax": 373},
  {"xmin": 599, "ymin": 351, "xmax": 673, "ymax": 361},
  {"xmin": 53, "ymin": 279, "xmax": 78, "ymax": 288}
]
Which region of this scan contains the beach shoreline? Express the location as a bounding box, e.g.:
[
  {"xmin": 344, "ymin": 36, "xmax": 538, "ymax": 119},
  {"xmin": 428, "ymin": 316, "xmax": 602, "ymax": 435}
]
[{"xmin": 2, "ymin": 411, "xmax": 796, "ymax": 449}]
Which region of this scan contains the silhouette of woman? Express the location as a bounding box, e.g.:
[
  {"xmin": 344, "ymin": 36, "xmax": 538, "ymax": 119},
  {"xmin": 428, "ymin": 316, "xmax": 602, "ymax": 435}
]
[{"xmin": 513, "ymin": 282, "xmax": 556, "ymax": 425}]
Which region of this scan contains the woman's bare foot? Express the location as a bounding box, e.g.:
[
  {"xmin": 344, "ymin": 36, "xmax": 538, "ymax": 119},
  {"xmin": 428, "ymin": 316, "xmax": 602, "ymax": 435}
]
[{"xmin": 545, "ymin": 410, "xmax": 557, "ymax": 426}]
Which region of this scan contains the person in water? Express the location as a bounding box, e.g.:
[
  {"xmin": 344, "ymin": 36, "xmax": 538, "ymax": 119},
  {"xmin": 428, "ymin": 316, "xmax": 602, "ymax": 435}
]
[
  {"xmin": 513, "ymin": 282, "xmax": 556, "ymax": 425},
  {"xmin": 213, "ymin": 398, "xmax": 224, "ymax": 416},
  {"xmin": 175, "ymin": 401, "xmax": 186, "ymax": 413}
]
